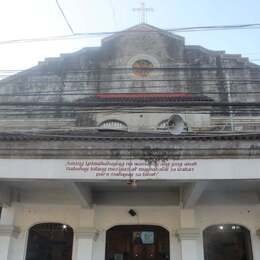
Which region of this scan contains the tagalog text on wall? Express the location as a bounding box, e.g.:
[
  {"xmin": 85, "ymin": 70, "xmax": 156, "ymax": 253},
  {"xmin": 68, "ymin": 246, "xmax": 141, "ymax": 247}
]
[{"xmin": 65, "ymin": 160, "xmax": 198, "ymax": 179}]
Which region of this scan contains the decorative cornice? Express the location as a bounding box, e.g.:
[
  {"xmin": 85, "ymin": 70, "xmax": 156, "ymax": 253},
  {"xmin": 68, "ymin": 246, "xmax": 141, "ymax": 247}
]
[
  {"xmin": 0, "ymin": 132, "xmax": 259, "ymax": 142},
  {"xmin": 176, "ymin": 228, "xmax": 200, "ymax": 240},
  {"xmin": 0, "ymin": 225, "xmax": 20, "ymax": 238},
  {"xmin": 75, "ymin": 227, "xmax": 99, "ymax": 240}
]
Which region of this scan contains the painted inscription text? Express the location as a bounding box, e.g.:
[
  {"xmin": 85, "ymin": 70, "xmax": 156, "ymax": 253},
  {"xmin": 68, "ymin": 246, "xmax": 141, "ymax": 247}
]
[{"xmin": 65, "ymin": 160, "xmax": 198, "ymax": 179}]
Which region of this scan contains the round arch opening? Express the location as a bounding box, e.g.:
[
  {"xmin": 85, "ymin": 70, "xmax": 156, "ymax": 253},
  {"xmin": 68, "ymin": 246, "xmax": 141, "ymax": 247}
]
[
  {"xmin": 25, "ymin": 222, "xmax": 74, "ymax": 260},
  {"xmin": 106, "ymin": 225, "xmax": 170, "ymax": 260},
  {"xmin": 203, "ymin": 224, "xmax": 253, "ymax": 260}
]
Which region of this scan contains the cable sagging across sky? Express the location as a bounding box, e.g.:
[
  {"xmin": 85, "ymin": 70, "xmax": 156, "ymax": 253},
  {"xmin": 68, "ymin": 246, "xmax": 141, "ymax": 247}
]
[
  {"xmin": 55, "ymin": 0, "xmax": 74, "ymax": 34},
  {"xmin": 1, "ymin": 22, "xmax": 260, "ymax": 45}
]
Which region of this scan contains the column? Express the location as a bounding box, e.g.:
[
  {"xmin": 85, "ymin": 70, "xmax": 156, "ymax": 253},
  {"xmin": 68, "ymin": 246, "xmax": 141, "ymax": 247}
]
[
  {"xmin": 75, "ymin": 227, "xmax": 98, "ymax": 260},
  {"xmin": 177, "ymin": 209, "xmax": 200, "ymax": 260},
  {"xmin": 0, "ymin": 207, "xmax": 20, "ymax": 260},
  {"xmin": 177, "ymin": 228, "xmax": 200, "ymax": 260}
]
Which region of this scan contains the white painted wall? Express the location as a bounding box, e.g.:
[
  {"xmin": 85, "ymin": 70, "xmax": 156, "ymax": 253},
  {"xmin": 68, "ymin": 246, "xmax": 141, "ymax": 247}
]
[
  {"xmin": 3, "ymin": 203, "xmax": 260, "ymax": 260},
  {"xmin": 0, "ymin": 236, "xmax": 12, "ymax": 260}
]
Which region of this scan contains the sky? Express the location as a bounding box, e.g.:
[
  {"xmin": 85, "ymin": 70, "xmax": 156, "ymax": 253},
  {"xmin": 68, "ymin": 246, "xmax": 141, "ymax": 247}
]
[{"xmin": 0, "ymin": 0, "xmax": 259, "ymax": 78}]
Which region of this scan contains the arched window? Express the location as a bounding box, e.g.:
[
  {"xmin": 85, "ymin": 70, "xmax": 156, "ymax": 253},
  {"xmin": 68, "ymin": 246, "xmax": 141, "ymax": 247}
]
[
  {"xmin": 98, "ymin": 120, "xmax": 128, "ymax": 131},
  {"xmin": 25, "ymin": 223, "xmax": 73, "ymax": 260},
  {"xmin": 157, "ymin": 118, "xmax": 188, "ymax": 132},
  {"xmin": 203, "ymin": 224, "xmax": 253, "ymax": 260}
]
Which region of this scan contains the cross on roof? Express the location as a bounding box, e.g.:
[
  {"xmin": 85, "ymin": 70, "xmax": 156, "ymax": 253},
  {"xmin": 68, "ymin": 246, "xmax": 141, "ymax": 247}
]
[{"xmin": 133, "ymin": 2, "xmax": 154, "ymax": 24}]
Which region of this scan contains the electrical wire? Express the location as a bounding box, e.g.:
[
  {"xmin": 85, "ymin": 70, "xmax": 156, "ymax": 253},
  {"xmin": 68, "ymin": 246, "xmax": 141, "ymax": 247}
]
[
  {"xmin": 109, "ymin": 0, "xmax": 117, "ymax": 28},
  {"xmin": 1, "ymin": 67, "xmax": 260, "ymax": 73},
  {"xmin": 0, "ymin": 101, "xmax": 258, "ymax": 107},
  {"xmin": 0, "ymin": 23, "xmax": 260, "ymax": 45},
  {"xmin": 55, "ymin": 0, "xmax": 74, "ymax": 34},
  {"xmin": 1, "ymin": 88, "xmax": 260, "ymax": 97},
  {"xmin": 1, "ymin": 78, "xmax": 258, "ymax": 85}
]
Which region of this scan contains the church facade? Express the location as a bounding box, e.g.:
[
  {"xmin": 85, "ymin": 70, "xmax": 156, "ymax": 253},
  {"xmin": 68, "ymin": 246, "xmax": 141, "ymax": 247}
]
[{"xmin": 0, "ymin": 24, "xmax": 260, "ymax": 260}]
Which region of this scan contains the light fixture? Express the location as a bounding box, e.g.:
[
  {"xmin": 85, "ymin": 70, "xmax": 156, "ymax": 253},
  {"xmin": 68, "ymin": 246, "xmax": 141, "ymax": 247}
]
[
  {"xmin": 128, "ymin": 209, "xmax": 137, "ymax": 217},
  {"xmin": 219, "ymin": 225, "xmax": 224, "ymax": 230},
  {"xmin": 127, "ymin": 179, "xmax": 137, "ymax": 188},
  {"xmin": 62, "ymin": 224, "xmax": 67, "ymax": 230}
]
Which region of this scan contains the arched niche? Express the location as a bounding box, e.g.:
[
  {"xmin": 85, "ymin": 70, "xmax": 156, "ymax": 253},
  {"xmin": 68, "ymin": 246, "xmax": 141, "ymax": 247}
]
[
  {"xmin": 98, "ymin": 119, "xmax": 128, "ymax": 131},
  {"xmin": 203, "ymin": 224, "xmax": 253, "ymax": 260},
  {"xmin": 157, "ymin": 117, "xmax": 188, "ymax": 132},
  {"xmin": 25, "ymin": 222, "xmax": 74, "ymax": 260},
  {"xmin": 106, "ymin": 225, "xmax": 170, "ymax": 260}
]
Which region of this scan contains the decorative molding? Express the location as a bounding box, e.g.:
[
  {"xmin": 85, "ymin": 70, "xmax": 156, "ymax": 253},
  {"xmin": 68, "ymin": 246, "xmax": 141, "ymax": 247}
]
[
  {"xmin": 176, "ymin": 228, "xmax": 200, "ymax": 240},
  {"xmin": 127, "ymin": 54, "xmax": 160, "ymax": 68},
  {"xmin": 0, "ymin": 225, "xmax": 20, "ymax": 238},
  {"xmin": 75, "ymin": 227, "xmax": 99, "ymax": 240},
  {"xmin": 98, "ymin": 119, "xmax": 128, "ymax": 131}
]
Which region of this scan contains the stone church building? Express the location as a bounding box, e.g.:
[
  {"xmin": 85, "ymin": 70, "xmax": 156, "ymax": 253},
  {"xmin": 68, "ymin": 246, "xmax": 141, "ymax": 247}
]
[{"xmin": 0, "ymin": 23, "xmax": 260, "ymax": 260}]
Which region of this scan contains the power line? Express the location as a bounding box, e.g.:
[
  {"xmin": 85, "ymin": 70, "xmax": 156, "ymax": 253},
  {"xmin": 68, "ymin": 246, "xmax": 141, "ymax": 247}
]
[
  {"xmin": 109, "ymin": 0, "xmax": 117, "ymax": 28},
  {"xmin": 1, "ymin": 66, "xmax": 260, "ymax": 73},
  {"xmin": 0, "ymin": 67, "xmax": 260, "ymax": 80},
  {"xmin": 55, "ymin": 0, "xmax": 74, "ymax": 34},
  {"xmin": 28, "ymin": 79, "xmax": 260, "ymax": 84},
  {"xmin": 1, "ymin": 129, "xmax": 260, "ymax": 140},
  {"xmin": 1, "ymin": 89, "xmax": 260, "ymax": 97},
  {"xmin": 0, "ymin": 101, "xmax": 258, "ymax": 107},
  {"xmin": 170, "ymin": 23, "xmax": 260, "ymax": 32},
  {"xmin": 1, "ymin": 83, "xmax": 260, "ymax": 94},
  {"xmin": 2, "ymin": 78, "xmax": 260, "ymax": 89},
  {"xmin": 0, "ymin": 106, "xmax": 260, "ymax": 117},
  {"xmin": 1, "ymin": 22, "xmax": 260, "ymax": 45},
  {"xmin": 0, "ymin": 107, "xmax": 259, "ymax": 114},
  {"xmin": 0, "ymin": 70, "xmax": 23, "ymax": 72}
]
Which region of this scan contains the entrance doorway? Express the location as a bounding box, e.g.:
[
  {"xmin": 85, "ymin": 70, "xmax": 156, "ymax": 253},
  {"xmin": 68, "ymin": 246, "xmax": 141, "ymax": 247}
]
[{"xmin": 106, "ymin": 225, "xmax": 170, "ymax": 260}]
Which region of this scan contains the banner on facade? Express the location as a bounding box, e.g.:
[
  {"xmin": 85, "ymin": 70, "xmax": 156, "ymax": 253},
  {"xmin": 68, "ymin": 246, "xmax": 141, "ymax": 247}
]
[{"xmin": 0, "ymin": 159, "xmax": 259, "ymax": 180}]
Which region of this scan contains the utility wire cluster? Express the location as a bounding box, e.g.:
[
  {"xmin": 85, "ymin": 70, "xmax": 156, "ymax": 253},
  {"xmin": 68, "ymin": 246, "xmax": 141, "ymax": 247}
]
[
  {"xmin": 1, "ymin": 66, "xmax": 260, "ymax": 78},
  {"xmin": 0, "ymin": 23, "xmax": 260, "ymax": 45}
]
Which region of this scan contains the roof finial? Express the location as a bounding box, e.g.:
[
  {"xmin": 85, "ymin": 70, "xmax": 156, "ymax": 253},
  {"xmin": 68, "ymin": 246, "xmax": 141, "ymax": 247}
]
[{"xmin": 133, "ymin": 2, "xmax": 154, "ymax": 24}]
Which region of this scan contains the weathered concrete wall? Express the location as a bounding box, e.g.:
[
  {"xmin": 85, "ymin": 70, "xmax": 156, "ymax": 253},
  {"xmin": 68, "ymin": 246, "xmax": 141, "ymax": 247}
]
[
  {"xmin": 0, "ymin": 25, "xmax": 258, "ymax": 104},
  {"xmin": 0, "ymin": 138, "xmax": 258, "ymax": 159},
  {"xmin": 0, "ymin": 24, "xmax": 259, "ymax": 132}
]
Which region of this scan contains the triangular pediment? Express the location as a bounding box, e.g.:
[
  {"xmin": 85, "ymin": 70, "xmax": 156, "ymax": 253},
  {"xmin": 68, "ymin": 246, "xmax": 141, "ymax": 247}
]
[{"xmin": 102, "ymin": 23, "xmax": 184, "ymax": 44}]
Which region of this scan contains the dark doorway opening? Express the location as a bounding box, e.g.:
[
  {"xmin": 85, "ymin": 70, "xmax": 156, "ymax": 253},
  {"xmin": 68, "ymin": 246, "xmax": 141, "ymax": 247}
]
[
  {"xmin": 203, "ymin": 224, "xmax": 253, "ymax": 260},
  {"xmin": 25, "ymin": 223, "xmax": 73, "ymax": 260},
  {"xmin": 106, "ymin": 225, "xmax": 170, "ymax": 260}
]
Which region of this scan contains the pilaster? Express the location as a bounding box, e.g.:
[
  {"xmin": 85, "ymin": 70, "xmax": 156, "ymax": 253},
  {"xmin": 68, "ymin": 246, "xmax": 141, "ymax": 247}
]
[
  {"xmin": 75, "ymin": 227, "xmax": 99, "ymax": 260},
  {"xmin": 0, "ymin": 225, "xmax": 20, "ymax": 260},
  {"xmin": 177, "ymin": 209, "xmax": 200, "ymax": 260}
]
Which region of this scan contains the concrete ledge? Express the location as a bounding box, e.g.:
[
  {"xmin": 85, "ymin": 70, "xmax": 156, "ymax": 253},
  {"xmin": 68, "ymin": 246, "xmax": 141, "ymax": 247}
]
[
  {"xmin": 176, "ymin": 228, "xmax": 200, "ymax": 240},
  {"xmin": 0, "ymin": 225, "xmax": 20, "ymax": 238}
]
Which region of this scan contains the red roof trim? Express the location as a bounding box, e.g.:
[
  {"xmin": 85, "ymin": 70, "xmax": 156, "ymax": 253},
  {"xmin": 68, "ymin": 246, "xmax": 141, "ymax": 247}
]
[{"xmin": 96, "ymin": 93, "xmax": 192, "ymax": 99}]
